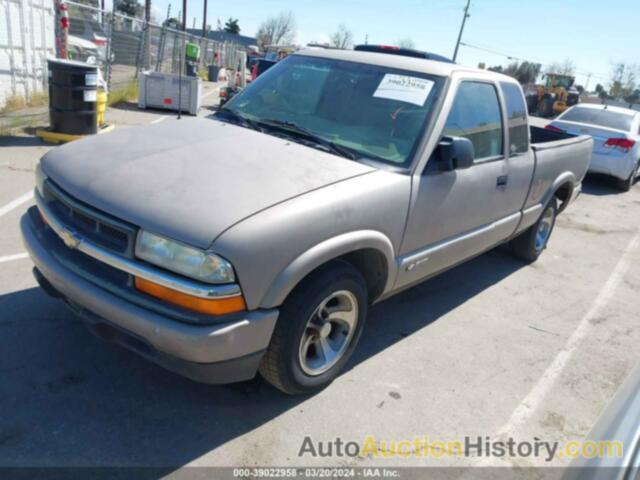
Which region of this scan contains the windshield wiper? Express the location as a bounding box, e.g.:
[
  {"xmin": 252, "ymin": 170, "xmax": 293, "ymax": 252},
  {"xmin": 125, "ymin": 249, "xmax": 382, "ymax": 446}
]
[
  {"xmin": 256, "ymin": 118, "xmax": 358, "ymax": 161},
  {"xmin": 215, "ymin": 108, "xmax": 263, "ymax": 132}
]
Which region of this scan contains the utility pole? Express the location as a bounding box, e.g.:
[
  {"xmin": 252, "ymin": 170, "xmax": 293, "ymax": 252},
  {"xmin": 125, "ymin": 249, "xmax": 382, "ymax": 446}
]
[
  {"xmin": 585, "ymin": 73, "xmax": 592, "ymax": 92},
  {"xmin": 181, "ymin": 0, "xmax": 186, "ymax": 30},
  {"xmin": 143, "ymin": 0, "xmax": 151, "ymax": 69},
  {"xmin": 202, "ymin": 0, "xmax": 207, "ymax": 37},
  {"xmin": 452, "ymin": 0, "xmax": 471, "ymax": 62}
]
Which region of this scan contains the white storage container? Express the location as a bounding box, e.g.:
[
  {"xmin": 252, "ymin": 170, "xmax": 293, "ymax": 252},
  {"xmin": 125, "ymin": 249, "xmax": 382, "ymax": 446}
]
[{"xmin": 138, "ymin": 71, "xmax": 201, "ymax": 115}]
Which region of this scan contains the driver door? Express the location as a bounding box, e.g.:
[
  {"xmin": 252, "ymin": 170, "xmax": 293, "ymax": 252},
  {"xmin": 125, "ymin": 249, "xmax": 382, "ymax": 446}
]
[{"xmin": 396, "ymin": 80, "xmax": 520, "ymax": 289}]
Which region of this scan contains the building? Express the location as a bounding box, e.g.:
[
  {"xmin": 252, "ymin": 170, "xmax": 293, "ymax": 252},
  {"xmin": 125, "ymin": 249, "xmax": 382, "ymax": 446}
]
[{"xmin": 0, "ymin": 0, "xmax": 55, "ymax": 109}]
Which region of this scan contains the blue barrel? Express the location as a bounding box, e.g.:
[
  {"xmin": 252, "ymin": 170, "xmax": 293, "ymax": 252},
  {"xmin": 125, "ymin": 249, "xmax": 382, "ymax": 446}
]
[{"xmin": 48, "ymin": 59, "xmax": 98, "ymax": 135}]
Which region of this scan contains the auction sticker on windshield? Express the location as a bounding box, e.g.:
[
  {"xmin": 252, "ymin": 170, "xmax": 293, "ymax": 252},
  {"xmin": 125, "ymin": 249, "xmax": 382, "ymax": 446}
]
[{"xmin": 373, "ymin": 74, "xmax": 435, "ymax": 106}]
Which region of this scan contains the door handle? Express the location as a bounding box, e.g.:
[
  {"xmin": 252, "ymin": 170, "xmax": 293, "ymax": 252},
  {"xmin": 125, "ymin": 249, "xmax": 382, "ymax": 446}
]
[{"xmin": 496, "ymin": 175, "xmax": 508, "ymax": 188}]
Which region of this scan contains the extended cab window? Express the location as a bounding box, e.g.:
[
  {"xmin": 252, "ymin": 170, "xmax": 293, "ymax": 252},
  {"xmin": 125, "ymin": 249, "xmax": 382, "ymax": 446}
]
[
  {"xmin": 500, "ymin": 82, "xmax": 529, "ymax": 155},
  {"xmin": 443, "ymin": 81, "xmax": 503, "ymax": 160}
]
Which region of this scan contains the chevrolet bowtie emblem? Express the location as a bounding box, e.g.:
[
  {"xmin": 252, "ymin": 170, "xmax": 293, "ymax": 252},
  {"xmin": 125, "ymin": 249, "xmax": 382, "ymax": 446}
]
[{"xmin": 60, "ymin": 227, "xmax": 81, "ymax": 249}]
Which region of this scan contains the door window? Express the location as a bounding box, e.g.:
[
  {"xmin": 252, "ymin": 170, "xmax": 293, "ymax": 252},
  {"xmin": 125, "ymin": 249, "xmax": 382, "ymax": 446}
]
[{"xmin": 443, "ymin": 82, "xmax": 503, "ymax": 160}]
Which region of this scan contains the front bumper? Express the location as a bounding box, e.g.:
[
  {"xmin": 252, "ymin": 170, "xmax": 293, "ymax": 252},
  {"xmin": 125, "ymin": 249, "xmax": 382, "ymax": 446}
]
[{"xmin": 21, "ymin": 211, "xmax": 279, "ymax": 384}]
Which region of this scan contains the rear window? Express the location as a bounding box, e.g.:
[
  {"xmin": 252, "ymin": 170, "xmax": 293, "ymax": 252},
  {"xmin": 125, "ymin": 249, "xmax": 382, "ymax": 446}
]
[
  {"xmin": 560, "ymin": 107, "xmax": 634, "ymax": 131},
  {"xmin": 500, "ymin": 82, "xmax": 528, "ymax": 154}
]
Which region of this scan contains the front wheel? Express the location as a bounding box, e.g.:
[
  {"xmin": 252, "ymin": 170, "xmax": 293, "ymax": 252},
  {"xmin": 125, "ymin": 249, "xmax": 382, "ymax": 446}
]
[
  {"xmin": 259, "ymin": 262, "xmax": 368, "ymax": 395},
  {"xmin": 510, "ymin": 198, "xmax": 558, "ymax": 263}
]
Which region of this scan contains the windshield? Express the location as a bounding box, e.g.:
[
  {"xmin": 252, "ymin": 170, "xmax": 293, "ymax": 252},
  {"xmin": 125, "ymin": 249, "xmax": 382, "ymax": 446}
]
[
  {"xmin": 560, "ymin": 106, "xmax": 635, "ymax": 132},
  {"xmin": 224, "ymin": 55, "xmax": 444, "ymax": 167}
]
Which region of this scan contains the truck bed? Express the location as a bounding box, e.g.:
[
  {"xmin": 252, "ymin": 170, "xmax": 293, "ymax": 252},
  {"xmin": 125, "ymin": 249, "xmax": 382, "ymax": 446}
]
[{"xmin": 523, "ymin": 125, "xmax": 593, "ymax": 213}]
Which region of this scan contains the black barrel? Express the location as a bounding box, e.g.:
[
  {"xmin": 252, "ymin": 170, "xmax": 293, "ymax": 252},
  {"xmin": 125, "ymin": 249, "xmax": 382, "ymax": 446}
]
[
  {"xmin": 48, "ymin": 59, "xmax": 98, "ymax": 135},
  {"xmin": 185, "ymin": 63, "xmax": 197, "ymax": 77},
  {"xmin": 208, "ymin": 65, "xmax": 220, "ymax": 82}
]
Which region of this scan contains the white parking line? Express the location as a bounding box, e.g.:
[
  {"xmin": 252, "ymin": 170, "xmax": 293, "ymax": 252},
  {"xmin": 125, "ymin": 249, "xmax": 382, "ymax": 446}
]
[
  {"xmin": 202, "ymin": 86, "xmax": 221, "ymax": 99},
  {"xmin": 151, "ymin": 116, "xmax": 168, "ymax": 124},
  {"xmin": 498, "ymin": 227, "xmax": 640, "ymax": 438},
  {"xmin": 0, "ymin": 190, "xmax": 34, "ymax": 218},
  {"xmin": 0, "ymin": 253, "xmax": 29, "ymax": 264}
]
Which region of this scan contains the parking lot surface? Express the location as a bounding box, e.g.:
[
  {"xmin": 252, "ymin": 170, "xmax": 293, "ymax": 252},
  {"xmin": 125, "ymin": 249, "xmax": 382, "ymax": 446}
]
[{"xmin": 0, "ymin": 106, "xmax": 639, "ymax": 473}]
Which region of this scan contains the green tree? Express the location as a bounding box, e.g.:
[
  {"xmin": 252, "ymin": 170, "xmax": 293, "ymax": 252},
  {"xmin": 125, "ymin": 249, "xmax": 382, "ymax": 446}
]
[
  {"xmin": 397, "ymin": 38, "xmax": 415, "ymax": 49},
  {"xmin": 163, "ymin": 17, "xmax": 183, "ymax": 29},
  {"xmin": 625, "ymin": 89, "xmax": 640, "ymax": 108},
  {"xmin": 489, "ymin": 61, "xmax": 541, "ymax": 85},
  {"xmin": 595, "ymin": 83, "xmax": 609, "ymax": 103},
  {"xmin": 609, "ymin": 62, "xmax": 638, "ymax": 101},
  {"xmin": 115, "ymin": 0, "xmax": 141, "ymax": 17},
  {"xmin": 224, "ymin": 18, "xmax": 240, "ymax": 34}
]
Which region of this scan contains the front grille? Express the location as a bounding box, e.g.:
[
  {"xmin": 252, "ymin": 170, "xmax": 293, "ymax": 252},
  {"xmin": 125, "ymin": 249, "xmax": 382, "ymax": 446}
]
[{"xmin": 43, "ymin": 180, "xmax": 137, "ymax": 257}]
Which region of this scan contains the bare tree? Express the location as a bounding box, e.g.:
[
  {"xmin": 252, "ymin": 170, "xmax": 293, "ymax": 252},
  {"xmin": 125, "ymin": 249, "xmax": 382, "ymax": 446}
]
[
  {"xmin": 547, "ymin": 59, "xmax": 576, "ymax": 76},
  {"xmin": 256, "ymin": 11, "xmax": 296, "ymax": 48},
  {"xmin": 330, "ymin": 24, "xmax": 353, "ymax": 49},
  {"xmin": 397, "ymin": 38, "xmax": 415, "ymax": 49},
  {"xmin": 489, "ymin": 61, "xmax": 541, "ymax": 85},
  {"xmin": 609, "ymin": 62, "xmax": 638, "ymax": 101}
]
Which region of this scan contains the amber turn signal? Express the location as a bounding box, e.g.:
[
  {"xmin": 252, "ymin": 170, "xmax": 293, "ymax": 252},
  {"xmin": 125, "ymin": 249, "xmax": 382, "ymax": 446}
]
[{"xmin": 134, "ymin": 277, "xmax": 246, "ymax": 315}]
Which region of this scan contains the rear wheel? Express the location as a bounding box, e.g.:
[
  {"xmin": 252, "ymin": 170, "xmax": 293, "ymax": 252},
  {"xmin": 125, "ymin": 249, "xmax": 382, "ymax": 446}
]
[
  {"xmin": 617, "ymin": 161, "xmax": 640, "ymax": 192},
  {"xmin": 511, "ymin": 198, "xmax": 557, "ymax": 263},
  {"xmin": 259, "ymin": 261, "xmax": 367, "ymax": 395}
]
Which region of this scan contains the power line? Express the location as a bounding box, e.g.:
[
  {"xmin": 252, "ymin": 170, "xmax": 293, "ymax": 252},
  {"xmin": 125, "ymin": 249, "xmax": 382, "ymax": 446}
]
[{"xmin": 459, "ymin": 41, "xmax": 610, "ymax": 83}]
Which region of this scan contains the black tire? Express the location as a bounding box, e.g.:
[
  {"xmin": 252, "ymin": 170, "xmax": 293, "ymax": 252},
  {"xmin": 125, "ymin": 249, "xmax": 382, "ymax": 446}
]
[
  {"xmin": 616, "ymin": 161, "xmax": 639, "ymax": 192},
  {"xmin": 259, "ymin": 261, "xmax": 368, "ymax": 395},
  {"xmin": 511, "ymin": 198, "xmax": 558, "ymax": 263}
]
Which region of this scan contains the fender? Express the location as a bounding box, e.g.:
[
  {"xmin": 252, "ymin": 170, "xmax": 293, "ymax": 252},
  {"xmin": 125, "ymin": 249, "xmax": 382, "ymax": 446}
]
[
  {"xmin": 259, "ymin": 230, "xmax": 397, "ymax": 309},
  {"xmin": 545, "ymin": 172, "xmax": 576, "ymax": 213}
]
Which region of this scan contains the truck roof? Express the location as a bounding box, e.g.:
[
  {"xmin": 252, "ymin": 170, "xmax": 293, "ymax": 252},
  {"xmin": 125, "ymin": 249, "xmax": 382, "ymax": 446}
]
[{"xmin": 294, "ymin": 47, "xmax": 518, "ymax": 84}]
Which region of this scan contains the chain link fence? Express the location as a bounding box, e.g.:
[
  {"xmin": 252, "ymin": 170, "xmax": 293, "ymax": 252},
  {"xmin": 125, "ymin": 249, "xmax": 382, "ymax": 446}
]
[
  {"xmin": 0, "ymin": 0, "xmax": 246, "ymax": 121},
  {"xmin": 65, "ymin": 1, "xmax": 246, "ymax": 99}
]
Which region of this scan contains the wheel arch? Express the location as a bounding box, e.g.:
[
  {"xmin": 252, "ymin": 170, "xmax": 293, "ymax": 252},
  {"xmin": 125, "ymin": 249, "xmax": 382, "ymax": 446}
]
[
  {"xmin": 542, "ymin": 172, "xmax": 576, "ymax": 214},
  {"xmin": 258, "ymin": 230, "xmax": 397, "ymax": 309}
]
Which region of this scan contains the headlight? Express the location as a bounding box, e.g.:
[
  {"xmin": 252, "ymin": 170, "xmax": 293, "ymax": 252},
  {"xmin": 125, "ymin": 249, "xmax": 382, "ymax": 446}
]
[
  {"xmin": 35, "ymin": 162, "xmax": 47, "ymax": 195},
  {"xmin": 135, "ymin": 230, "xmax": 235, "ymax": 284}
]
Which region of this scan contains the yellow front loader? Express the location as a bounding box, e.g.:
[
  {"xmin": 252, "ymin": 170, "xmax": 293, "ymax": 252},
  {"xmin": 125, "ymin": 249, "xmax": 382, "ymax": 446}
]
[{"xmin": 527, "ymin": 73, "xmax": 580, "ymax": 117}]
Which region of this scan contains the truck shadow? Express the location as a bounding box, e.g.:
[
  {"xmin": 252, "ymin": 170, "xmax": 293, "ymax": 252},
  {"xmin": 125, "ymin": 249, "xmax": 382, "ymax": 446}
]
[{"xmin": 0, "ymin": 248, "xmax": 523, "ymax": 471}]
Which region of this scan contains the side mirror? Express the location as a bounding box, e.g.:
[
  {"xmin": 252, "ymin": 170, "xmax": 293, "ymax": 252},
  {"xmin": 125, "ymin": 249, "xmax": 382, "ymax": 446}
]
[{"xmin": 434, "ymin": 136, "xmax": 475, "ymax": 171}]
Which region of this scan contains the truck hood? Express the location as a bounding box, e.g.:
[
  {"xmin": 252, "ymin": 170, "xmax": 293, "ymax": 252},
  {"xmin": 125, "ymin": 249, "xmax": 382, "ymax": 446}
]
[{"xmin": 41, "ymin": 118, "xmax": 374, "ymax": 248}]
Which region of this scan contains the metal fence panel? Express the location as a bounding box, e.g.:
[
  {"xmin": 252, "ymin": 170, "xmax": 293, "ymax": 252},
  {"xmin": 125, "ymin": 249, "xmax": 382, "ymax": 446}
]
[
  {"xmin": 0, "ymin": 0, "xmax": 55, "ymax": 109},
  {"xmin": 1, "ymin": 0, "xmax": 246, "ymax": 110}
]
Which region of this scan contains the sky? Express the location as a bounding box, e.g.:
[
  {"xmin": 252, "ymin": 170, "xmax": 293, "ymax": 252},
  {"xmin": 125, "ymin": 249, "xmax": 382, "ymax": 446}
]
[{"xmin": 132, "ymin": 0, "xmax": 638, "ymax": 89}]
